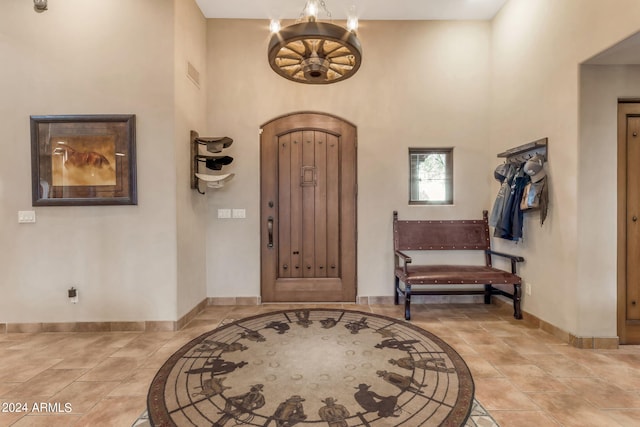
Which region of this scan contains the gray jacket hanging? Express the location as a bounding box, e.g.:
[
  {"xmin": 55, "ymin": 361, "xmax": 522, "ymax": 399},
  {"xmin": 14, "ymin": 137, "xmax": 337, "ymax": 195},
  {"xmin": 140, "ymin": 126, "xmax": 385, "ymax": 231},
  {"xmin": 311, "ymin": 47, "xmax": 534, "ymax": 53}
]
[{"xmin": 489, "ymin": 163, "xmax": 517, "ymax": 227}]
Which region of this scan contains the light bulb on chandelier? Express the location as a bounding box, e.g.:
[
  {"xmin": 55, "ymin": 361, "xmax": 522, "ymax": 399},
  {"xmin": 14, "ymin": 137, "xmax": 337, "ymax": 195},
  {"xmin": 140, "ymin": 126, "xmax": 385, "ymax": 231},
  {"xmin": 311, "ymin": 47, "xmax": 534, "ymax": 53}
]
[{"xmin": 347, "ymin": 5, "xmax": 358, "ymax": 32}]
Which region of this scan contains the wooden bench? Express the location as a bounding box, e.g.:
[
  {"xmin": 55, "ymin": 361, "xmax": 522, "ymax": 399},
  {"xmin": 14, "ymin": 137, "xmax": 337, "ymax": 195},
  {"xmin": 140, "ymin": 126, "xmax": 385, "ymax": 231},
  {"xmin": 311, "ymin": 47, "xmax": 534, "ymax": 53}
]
[{"xmin": 393, "ymin": 210, "xmax": 524, "ymax": 320}]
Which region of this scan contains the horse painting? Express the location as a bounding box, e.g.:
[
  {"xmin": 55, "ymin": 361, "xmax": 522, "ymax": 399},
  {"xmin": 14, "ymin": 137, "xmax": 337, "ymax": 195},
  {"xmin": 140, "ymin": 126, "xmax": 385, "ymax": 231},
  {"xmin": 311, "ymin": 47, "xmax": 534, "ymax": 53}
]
[
  {"xmin": 51, "ymin": 139, "xmax": 116, "ymax": 186},
  {"xmin": 53, "ymin": 142, "xmax": 111, "ymax": 169}
]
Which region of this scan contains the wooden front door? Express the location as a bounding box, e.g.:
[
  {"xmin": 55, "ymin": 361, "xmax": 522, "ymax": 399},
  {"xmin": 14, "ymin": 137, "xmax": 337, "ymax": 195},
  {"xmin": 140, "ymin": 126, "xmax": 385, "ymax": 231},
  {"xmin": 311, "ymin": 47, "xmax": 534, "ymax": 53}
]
[
  {"xmin": 619, "ymin": 102, "xmax": 640, "ymax": 344},
  {"xmin": 260, "ymin": 112, "xmax": 357, "ymax": 302}
]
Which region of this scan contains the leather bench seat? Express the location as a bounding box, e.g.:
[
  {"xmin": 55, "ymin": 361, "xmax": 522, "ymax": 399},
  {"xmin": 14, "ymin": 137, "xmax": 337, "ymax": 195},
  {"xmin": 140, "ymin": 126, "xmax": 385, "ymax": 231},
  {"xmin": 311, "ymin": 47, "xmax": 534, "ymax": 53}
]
[{"xmin": 396, "ymin": 265, "xmax": 521, "ymax": 285}]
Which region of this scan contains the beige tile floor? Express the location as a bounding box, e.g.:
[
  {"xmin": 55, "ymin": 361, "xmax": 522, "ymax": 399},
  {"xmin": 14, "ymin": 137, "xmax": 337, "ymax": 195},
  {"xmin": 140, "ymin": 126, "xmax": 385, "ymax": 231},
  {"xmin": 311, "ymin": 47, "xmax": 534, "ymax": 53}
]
[{"xmin": 1, "ymin": 303, "xmax": 639, "ymax": 427}]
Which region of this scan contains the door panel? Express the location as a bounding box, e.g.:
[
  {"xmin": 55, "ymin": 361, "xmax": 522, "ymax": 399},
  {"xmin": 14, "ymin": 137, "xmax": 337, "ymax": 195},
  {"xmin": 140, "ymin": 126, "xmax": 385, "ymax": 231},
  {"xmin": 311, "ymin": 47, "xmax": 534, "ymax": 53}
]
[
  {"xmin": 302, "ymin": 131, "xmax": 316, "ymax": 278},
  {"xmin": 627, "ymin": 115, "xmax": 640, "ymax": 321},
  {"xmin": 618, "ymin": 102, "xmax": 640, "ymax": 344},
  {"xmin": 327, "ymin": 134, "xmax": 341, "ymax": 278},
  {"xmin": 261, "ymin": 113, "xmax": 357, "ymax": 302},
  {"xmin": 314, "ymin": 132, "xmax": 328, "ymax": 278},
  {"xmin": 277, "ymin": 133, "xmax": 292, "ymax": 279}
]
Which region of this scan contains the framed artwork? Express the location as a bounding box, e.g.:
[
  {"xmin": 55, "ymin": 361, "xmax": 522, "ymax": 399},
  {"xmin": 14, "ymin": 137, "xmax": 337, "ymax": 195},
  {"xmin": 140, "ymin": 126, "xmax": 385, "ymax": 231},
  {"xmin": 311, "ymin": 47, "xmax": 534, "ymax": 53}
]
[{"xmin": 30, "ymin": 114, "xmax": 137, "ymax": 206}]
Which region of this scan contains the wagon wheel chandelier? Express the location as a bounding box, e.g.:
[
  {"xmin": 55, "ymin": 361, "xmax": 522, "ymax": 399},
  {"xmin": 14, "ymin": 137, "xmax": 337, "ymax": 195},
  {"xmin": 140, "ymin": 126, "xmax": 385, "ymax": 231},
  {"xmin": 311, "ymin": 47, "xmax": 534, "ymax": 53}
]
[{"xmin": 267, "ymin": 0, "xmax": 362, "ymax": 84}]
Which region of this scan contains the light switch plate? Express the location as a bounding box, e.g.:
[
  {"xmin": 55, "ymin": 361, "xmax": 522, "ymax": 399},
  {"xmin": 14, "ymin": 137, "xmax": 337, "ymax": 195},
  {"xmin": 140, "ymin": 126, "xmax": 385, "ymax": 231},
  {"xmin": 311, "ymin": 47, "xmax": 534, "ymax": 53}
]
[
  {"xmin": 217, "ymin": 209, "xmax": 231, "ymax": 219},
  {"xmin": 232, "ymin": 208, "xmax": 246, "ymax": 219},
  {"xmin": 18, "ymin": 210, "xmax": 36, "ymax": 223}
]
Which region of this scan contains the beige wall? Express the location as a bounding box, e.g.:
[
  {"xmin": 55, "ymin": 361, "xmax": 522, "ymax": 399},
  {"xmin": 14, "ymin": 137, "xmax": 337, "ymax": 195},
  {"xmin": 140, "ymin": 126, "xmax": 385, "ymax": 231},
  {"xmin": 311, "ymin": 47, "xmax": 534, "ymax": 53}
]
[
  {"xmin": 0, "ymin": 0, "xmax": 178, "ymax": 322},
  {"xmin": 175, "ymin": 0, "xmax": 209, "ymax": 317},
  {"xmin": 204, "ymin": 19, "xmax": 492, "ymax": 299},
  {"xmin": 579, "ymin": 65, "xmax": 640, "ymax": 337},
  {"xmin": 5, "ymin": 0, "xmax": 640, "ymax": 337},
  {"xmin": 491, "ymin": 0, "xmax": 640, "ymax": 337}
]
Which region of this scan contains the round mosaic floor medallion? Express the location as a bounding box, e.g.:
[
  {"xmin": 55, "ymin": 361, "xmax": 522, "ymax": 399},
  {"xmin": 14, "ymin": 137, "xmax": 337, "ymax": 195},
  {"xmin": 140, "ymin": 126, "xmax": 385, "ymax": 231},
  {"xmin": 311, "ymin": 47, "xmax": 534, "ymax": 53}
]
[{"xmin": 148, "ymin": 309, "xmax": 474, "ymax": 426}]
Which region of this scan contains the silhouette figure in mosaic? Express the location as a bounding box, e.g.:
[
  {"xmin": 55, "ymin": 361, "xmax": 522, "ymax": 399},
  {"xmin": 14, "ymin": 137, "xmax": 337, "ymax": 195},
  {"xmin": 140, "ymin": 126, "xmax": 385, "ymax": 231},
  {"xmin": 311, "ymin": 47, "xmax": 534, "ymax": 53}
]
[
  {"xmin": 344, "ymin": 317, "xmax": 369, "ymax": 334},
  {"xmin": 320, "ymin": 318, "xmax": 338, "ymax": 329},
  {"xmin": 239, "ymin": 329, "xmax": 266, "ymax": 342},
  {"xmin": 388, "ymin": 356, "xmax": 455, "ymax": 373},
  {"xmin": 195, "ymin": 340, "xmax": 248, "ymax": 353},
  {"xmin": 375, "ymin": 338, "xmax": 420, "ymax": 351},
  {"xmin": 273, "ymin": 395, "xmax": 307, "ymax": 427},
  {"xmin": 212, "ymin": 383, "xmax": 266, "ymax": 427},
  {"xmin": 318, "ymin": 397, "xmax": 350, "ymax": 427},
  {"xmin": 373, "ymin": 326, "xmax": 397, "ymax": 339},
  {"xmin": 295, "ymin": 310, "xmax": 313, "ymax": 328},
  {"xmin": 265, "ymin": 321, "xmax": 291, "ymax": 334},
  {"xmin": 376, "ymin": 370, "xmax": 424, "ymax": 394},
  {"xmin": 353, "ymin": 383, "xmax": 399, "ymax": 418},
  {"xmin": 192, "ymin": 376, "xmax": 230, "ymax": 398},
  {"xmin": 184, "ymin": 357, "xmax": 247, "ymax": 376}
]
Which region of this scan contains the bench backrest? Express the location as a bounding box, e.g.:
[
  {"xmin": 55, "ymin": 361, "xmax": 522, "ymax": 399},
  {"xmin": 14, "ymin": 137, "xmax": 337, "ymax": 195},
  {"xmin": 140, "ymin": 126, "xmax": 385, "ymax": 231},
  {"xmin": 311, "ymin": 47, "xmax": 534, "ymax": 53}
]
[{"xmin": 393, "ymin": 210, "xmax": 491, "ymax": 251}]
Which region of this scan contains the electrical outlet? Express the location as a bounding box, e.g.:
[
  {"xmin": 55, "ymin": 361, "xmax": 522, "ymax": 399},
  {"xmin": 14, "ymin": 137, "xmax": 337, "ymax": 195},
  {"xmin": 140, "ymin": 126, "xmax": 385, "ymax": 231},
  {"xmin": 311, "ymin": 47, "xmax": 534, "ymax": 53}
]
[
  {"xmin": 525, "ymin": 283, "xmax": 532, "ymax": 296},
  {"xmin": 217, "ymin": 209, "xmax": 231, "ymax": 219},
  {"xmin": 232, "ymin": 208, "xmax": 246, "ymax": 219},
  {"xmin": 68, "ymin": 287, "xmax": 78, "ymax": 304}
]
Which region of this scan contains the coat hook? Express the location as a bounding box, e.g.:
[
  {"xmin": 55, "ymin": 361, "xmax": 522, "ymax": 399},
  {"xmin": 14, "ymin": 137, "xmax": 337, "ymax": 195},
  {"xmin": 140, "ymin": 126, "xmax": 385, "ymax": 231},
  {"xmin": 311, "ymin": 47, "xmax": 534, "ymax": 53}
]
[{"xmin": 34, "ymin": 0, "xmax": 47, "ymax": 12}]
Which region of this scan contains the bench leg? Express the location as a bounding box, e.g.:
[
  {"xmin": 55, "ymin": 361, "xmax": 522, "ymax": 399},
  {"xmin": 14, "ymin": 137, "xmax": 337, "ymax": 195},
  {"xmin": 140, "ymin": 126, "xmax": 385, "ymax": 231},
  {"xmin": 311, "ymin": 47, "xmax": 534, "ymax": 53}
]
[
  {"xmin": 484, "ymin": 284, "xmax": 492, "ymax": 304},
  {"xmin": 513, "ymin": 284, "xmax": 523, "ymax": 319},
  {"xmin": 404, "ymin": 284, "xmax": 412, "ymax": 320},
  {"xmin": 394, "ymin": 276, "xmax": 400, "ymax": 305}
]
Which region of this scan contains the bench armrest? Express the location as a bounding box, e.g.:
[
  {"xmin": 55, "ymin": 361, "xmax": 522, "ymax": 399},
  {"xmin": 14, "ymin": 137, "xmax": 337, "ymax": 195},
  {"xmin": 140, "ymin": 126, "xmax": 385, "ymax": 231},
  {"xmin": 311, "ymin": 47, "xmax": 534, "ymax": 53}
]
[
  {"xmin": 395, "ymin": 250, "xmax": 412, "ymax": 274},
  {"xmin": 486, "ymin": 250, "xmax": 524, "ymax": 274},
  {"xmin": 486, "ymin": 250, "xmax": 525, "ymax": 263},
  {"xmin": 395, "ymin": 250, "xmax": 412, "ymax": 263}
]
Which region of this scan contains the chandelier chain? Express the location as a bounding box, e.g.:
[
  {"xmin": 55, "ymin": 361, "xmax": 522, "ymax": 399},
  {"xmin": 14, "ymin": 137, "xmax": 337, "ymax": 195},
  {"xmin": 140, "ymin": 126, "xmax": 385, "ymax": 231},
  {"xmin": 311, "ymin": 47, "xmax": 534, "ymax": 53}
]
[
  {"xmin": 298, "ymin": 0, "xmax": 332, "ymax": 22},
  {"xmin": 319, "ymin": 0, "xmax": 332, "ymax": 19}
]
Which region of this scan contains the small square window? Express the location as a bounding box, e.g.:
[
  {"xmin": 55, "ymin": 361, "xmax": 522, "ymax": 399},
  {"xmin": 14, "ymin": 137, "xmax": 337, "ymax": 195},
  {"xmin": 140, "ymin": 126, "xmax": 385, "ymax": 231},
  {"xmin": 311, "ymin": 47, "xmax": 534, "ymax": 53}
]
[{"xmin": 409, "ymin": 148, "xmax": 453, "ymax": 205}]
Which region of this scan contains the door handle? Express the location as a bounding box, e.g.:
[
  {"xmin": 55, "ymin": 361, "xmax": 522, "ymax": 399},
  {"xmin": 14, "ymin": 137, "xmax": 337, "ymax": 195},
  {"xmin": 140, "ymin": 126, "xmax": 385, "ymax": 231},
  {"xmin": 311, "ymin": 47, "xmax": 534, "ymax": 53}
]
[
  {"xmin": 267, "ymin": 216, "xmax": 274, "ymax": 248},
  {"xmin": 633, "ymin": 215, "xmax": 638, "ymax": 222}
]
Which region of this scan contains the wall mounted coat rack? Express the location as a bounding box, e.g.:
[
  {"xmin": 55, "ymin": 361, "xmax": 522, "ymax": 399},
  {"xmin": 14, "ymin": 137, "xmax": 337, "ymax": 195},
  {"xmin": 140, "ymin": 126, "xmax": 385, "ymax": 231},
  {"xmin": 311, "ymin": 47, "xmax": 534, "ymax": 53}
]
[
  {"xmin": 190, "ymin": 130, "xmax": 235, "ymax": 194},
  {"xmin": 494, "ymin": 137, "xmax": 550, "ymax": 231},
  {"xmin": 497, "ymin": 137, "xmax": 548, "ymax": 163}
]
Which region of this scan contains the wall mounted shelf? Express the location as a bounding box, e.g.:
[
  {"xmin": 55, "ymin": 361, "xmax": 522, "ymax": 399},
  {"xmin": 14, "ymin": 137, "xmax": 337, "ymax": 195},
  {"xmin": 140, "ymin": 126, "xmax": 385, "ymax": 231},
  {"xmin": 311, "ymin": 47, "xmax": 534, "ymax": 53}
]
[
  {"xmin": 497, "ymin": 137, "xmax": 548, "ymax": 164},
  {"xmin": 191, "ymin": 130, "xmax": 235, "ymax": 194},
  {"xmin": 194, "ymin": 172, "xmax": 234, "ymax": 188}
]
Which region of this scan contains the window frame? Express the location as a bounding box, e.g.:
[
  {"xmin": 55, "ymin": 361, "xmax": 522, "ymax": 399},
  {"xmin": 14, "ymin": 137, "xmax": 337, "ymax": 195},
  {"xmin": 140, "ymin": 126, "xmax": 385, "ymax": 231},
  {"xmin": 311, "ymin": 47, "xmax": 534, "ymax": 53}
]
[{"xmin": 408, "ymin": 147, "xmax": 454, "ymax": 205}]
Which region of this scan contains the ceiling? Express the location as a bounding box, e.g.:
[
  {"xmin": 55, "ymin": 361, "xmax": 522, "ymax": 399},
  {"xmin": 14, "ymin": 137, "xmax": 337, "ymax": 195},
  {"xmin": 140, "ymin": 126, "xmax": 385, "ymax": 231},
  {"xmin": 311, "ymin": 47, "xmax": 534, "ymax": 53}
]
[
  {"xmin": 195, "ymin": 0, "xmax": 509, "ymax": 21},
  {"xmin": 195, "ymin": 0, "xmax": 640, "ymax": 64},
  {"xmin": 585, "ymin": 32, "xmax": 640, "ymax": 65}
]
